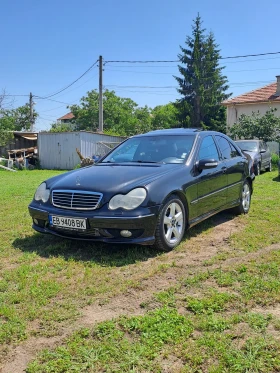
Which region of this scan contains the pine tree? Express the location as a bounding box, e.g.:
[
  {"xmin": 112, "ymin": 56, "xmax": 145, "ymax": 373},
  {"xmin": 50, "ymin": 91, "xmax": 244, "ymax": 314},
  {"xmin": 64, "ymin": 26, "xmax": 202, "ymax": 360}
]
[{"xmin": 175, "ymin": 15, "xmax": 231, "ymax": 131}]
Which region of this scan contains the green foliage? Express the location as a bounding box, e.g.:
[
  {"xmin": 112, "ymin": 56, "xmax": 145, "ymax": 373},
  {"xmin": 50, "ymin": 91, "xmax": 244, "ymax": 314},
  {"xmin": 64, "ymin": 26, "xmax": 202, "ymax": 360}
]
[
  {"xmin": 151, "ymin": 103, "xmax": 179, "ymax": 129},
  {"xmin": 271, "ymin": 152, "xmax": 279, "ymax": 165},
  {"xmin": 2, "ymin": 170, "xmax": 280, "ymax": 372},
  {"xmin": 230, "ymin": 108, "xmax": 280, "ymax": 142},
  {"xmin": 230, "ymin": 172, "xmax": 280, "ymax": 251},
  {"xmin": 55, "ymin": 91, "xmax": 184, "ymax": 136},
  {"xmin": 0, "ymin": 104, "xmax": 38, "ymax": 132},
  {"xmin": 186, "ymin": 290, "xmax": 233, "ymax": 314},
  {"xmin": 244, "ymin": 312, "xmax": 272, "ymax": 331},
  {"xmin": 175, "ymin": 14, "xmax": 230, "ymax": 131},
  {"xmin": 49, "ymin": 122, "xmax": 74, "ymax": 133},
  {"xmin": 27, "ymin": 308, "xmax": 193, "ymax": 372},
  {"xmin": 0, "ymin": 131, "xmax": 13, "ymax": 147},
  {"xmin": 0, "ymin": 104, "xmax": 38, "ymax": 146},
  {"xmin": 68, "ymin": 90, "xmax": 152, "ymax": 136},
  {"xmin": 195, "ymin": 314, "xmax": 235, "ymax": 332}
]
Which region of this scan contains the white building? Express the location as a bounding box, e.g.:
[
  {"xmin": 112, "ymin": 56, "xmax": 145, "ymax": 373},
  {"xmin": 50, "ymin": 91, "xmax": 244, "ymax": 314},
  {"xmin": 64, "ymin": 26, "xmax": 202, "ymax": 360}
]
[{"xmin": 222, "ymin": 76, "xmax": 280, "ymax": 128}]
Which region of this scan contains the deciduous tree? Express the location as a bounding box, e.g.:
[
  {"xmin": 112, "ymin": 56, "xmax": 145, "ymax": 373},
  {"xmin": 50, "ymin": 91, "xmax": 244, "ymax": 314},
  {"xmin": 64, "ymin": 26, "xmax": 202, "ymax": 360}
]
[{"xmin": 0, "ymin": 102, "xmax": 38, "ymax": 146}]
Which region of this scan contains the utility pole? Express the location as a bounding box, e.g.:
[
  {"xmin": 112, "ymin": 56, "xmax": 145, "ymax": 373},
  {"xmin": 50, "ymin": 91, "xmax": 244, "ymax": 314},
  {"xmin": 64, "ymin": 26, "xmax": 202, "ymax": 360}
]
[
  {"xmin": 98, "ymin": 55, "xmax": 103, "ymax": 132},
  {"xmin": 29, "ymin": 92, "xmax": 35, "ymax": 132}
]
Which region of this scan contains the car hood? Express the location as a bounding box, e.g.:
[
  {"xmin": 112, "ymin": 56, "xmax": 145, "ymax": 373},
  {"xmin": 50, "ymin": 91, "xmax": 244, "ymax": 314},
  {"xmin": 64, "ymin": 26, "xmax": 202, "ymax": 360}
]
[{"xmin": 47, "ymin": 163, "xmax": 178, "ymax": 194}]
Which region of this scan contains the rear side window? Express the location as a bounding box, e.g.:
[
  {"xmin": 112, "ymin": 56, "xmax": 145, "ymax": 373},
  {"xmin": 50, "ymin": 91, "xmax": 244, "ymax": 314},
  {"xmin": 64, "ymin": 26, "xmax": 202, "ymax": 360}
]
[
  {"xmin": 198, "ymin": 136, "xmax": 219, "ymax": 160},
  {"xmin": 216, "ymin": 136, "xmax": 240, "ymax": 159}
]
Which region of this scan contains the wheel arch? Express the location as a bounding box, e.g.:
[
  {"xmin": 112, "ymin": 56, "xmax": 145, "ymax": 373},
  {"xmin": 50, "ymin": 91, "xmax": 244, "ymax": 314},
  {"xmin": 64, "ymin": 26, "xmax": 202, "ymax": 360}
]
[
  {"xmin": 246, "ymin": 176, "xmax": 253, "ymax": 195},
  {"xmin": 161, "ymin": 190, "xmax": 190, "ymax": 228}
]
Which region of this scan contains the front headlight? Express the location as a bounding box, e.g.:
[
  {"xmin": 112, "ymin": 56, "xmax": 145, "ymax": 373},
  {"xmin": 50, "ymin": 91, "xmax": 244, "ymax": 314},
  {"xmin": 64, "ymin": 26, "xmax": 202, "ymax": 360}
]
[
  {"xmin": 109, "ymin": 188, "xmax": 147, "ymax": 210},
  {"xmin": 34, "ymin": 182, "xmax": 50, "ymax": 203}
]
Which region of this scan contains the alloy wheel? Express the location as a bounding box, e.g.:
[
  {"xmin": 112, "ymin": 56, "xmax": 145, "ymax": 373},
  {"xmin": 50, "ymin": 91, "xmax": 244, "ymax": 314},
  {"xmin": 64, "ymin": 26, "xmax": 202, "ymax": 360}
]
[
  {"xmin": 163, "ymin": 202, "xmax": 184, "ymax": 245},
  {"xmin": 242, "ymin": 183, "xmax": 251, "ymax": 212}
]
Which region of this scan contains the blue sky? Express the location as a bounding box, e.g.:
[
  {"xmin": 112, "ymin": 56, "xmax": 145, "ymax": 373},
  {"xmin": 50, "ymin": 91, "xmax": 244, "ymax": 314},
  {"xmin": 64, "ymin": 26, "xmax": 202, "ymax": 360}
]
[{"xmin": 1, "ymin": 0, "xmax": 280, "ymax": 131}]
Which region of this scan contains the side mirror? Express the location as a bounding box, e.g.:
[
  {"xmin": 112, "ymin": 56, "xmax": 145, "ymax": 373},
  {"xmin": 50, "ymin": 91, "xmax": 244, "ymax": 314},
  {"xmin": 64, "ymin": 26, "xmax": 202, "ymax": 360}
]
[
  {"xmin": 260, "ymin": 149, "xmax": 266, "ymax": 153},
  {"xmin": 196, "ymin": 158, "xmax": 218, "ymax": 171}
]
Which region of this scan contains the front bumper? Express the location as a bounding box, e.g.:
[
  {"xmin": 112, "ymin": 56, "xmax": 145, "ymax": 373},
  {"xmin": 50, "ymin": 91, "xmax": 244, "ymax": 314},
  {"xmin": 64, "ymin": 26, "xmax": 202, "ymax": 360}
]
[{"xmin": 28, "ymin": 203, "xmax": 160, "ymax": 245}]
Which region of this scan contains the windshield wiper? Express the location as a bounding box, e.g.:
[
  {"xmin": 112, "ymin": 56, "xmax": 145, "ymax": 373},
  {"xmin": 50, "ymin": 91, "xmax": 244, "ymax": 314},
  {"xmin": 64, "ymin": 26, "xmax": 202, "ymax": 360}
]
[{"xmin": 132, "ymin": 160, "xmax": 159, "ymax": 164}]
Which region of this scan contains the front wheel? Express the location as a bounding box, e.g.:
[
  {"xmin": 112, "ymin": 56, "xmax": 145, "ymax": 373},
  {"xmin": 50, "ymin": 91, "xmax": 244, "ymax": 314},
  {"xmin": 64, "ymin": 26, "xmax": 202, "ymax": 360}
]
[
  {"xmin": 233, "ymin": 180, "xmax": 251, "ymax": 215},
  {"xmin": 154, "ymin": 195, "xmax": 186, "ymax": 252}
]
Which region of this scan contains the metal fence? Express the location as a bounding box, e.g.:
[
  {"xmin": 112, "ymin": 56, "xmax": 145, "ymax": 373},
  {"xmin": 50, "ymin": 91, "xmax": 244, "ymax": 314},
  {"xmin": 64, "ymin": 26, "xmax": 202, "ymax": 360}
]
[
  {"xmin": 267, "ymin": 141, "xmax": 279, "ymax": 155},
  {"xmin": 96, "ymin": 141, "xmax": 121, "ymax": 157}
]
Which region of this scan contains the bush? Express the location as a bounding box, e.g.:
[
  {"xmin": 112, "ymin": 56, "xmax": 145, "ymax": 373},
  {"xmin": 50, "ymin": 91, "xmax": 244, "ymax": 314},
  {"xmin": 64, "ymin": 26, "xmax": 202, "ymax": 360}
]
[{"xmin": 271, "ymin": 153, "xmax": 279, "ymax": 166}]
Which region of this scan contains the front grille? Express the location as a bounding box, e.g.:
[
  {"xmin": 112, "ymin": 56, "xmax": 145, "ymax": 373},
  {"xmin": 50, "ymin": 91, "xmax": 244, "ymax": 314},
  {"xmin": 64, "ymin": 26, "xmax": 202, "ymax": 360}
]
[
  {"xmin": 51, "ymin": 226, "xmax": 101, "ymax": 237},
  {"xmin": 52, "ymin": 190, "xmax": 103, "ymax": 210}
]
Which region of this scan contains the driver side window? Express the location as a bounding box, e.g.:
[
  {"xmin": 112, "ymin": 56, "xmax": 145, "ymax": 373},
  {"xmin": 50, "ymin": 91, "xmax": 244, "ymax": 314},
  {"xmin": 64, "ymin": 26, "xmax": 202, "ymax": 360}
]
[{"xmin": 198, "ymin": 136, "xmax": 219, "ymax": 160}]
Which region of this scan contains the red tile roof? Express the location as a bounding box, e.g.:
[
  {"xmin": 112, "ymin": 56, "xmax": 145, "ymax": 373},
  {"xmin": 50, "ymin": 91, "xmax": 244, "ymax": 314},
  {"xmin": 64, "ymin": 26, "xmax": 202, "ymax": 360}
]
[
  {"xmin": 222, "ymin": 82, "xmax": 280, "ymax": 105},
  {"xmin": 57, "ymin": 112, "xmax": 75, "ymax": 120}
]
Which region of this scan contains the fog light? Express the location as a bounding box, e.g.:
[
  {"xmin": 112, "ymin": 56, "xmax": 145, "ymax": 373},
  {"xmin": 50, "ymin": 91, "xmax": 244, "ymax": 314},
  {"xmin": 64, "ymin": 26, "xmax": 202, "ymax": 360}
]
[
  {"xmin": 120, "ymin": 230, "xmax": 132, "ymax": 238},
  {"xmin": 34, "ymin": 219, "xmax": 38, "ymax": 225}
]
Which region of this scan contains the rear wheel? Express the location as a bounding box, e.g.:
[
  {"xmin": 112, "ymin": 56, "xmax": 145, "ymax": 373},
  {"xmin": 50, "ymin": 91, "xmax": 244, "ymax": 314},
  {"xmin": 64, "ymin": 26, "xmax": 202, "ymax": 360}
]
[
  {"xmin": 233, "ymin": 180, "xmax": 251, "ymax": 215},
  {"xmin": 266, "ymin": 160, "xmax": 272, "ymax": 172},
  {"xmin": 255, "ymin": 162, "xmax": 261, "ymax": 176},
  {"xmin": 154, "ymin": 195, "xmax": 186, "ymax": 252}
]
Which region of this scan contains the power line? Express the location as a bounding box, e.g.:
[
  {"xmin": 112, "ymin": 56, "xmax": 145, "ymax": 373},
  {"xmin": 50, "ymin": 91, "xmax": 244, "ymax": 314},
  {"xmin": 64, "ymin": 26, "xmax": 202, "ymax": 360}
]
[
  {"xmin": 38, "ymin": 116, "xmax": 55, "ymax": 122},
  {"xmin": 40, "ymin": 72, "xmax": 99, "ymax": 101},
  {"xmin": 105, "ymin": 80, "xmax": 274, "ymax": 90},
  {"xmin": 35, "ymin": 97, "xmax": 73, "ymax": 105},
  {"xmin": 105, "ymin": 66, "xmax": 280, "ymax": 75},
  {"xmin": 105, "ymin": 85, "xmax": 177, "ymax": 89},
  {"xmin": 39, "ymin": 59, "xmax": 99, "ymax": 99},
  {"xmin": 105, "ymin": 56, "xmax": 280, "ymax": 67},
  {"xmin": 222, "ymin": 51, "xmax": 280, "ymax": 59},
  {"xmin": 40, "ymin": 104, "xmax": 69, "ymax": 113}
]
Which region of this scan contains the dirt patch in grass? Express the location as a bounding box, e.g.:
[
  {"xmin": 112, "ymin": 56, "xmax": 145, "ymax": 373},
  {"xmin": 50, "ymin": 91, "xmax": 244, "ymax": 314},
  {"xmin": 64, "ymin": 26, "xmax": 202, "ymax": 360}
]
[{"xmin": 1, "ymin": 213, "xmax": 279, "ymax": 373}]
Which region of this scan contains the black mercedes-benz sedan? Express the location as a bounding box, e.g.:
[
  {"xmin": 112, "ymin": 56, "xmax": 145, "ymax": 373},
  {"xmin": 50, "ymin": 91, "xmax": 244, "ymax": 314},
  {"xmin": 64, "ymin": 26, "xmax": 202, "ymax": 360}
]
[{"xmin": 29, "ymin": 129, "xmax": 253, "ymax": 251}]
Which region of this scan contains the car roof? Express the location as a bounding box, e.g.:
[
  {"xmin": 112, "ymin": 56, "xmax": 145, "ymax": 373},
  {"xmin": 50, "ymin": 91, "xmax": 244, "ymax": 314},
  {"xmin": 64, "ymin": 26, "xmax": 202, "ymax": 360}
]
[
  {"xmin": 235, "ymin": 139, "xmax": 260, "ymax": 143},
  {"xmin": 134, "ymin": 128, "xmax": 223, "ymax": 137}
]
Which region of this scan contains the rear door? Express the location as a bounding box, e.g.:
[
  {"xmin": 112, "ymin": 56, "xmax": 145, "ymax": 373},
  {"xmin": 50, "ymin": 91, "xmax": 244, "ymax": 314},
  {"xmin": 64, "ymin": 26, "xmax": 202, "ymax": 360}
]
[
  {"xmin": 215, "ymin": 135, "xmax": 246, "ymax": 206},
  {"xmin": 260, "ymin": 141, "xmax": 271, "ymax": 169}
]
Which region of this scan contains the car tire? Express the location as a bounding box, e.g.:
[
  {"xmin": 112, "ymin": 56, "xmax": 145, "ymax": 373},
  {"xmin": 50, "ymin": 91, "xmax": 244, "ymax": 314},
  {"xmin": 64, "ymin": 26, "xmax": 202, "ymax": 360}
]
[
  {"xmin": 266, "ymin": 161, "xmax": 272, "ymax": 172},
  {"xmin": 233, "ymin": 180, "xmax": 251, "ymax": 215},
  {"xmin": 255, "ymin": 162, "xmax": 261, "ymax": 176},
  {"xmin": 153, "ymin": 195, "xmax": 186, "ymax": 252}
]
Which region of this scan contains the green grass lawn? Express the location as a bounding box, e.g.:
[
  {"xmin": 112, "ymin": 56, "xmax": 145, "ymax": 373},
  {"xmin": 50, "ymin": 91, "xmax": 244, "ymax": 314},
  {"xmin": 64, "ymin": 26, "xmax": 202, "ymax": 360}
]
[{"xmin": 0, "ymin": 169, "xmax": 280, "ymax": 372}]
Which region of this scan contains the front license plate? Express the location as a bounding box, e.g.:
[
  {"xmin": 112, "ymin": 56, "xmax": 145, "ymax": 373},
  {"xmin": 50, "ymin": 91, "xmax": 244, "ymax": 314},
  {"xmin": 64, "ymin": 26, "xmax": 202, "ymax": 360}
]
[{"xmin": 49, "ymin": 215, "xmax": 87, "ymax": 230}]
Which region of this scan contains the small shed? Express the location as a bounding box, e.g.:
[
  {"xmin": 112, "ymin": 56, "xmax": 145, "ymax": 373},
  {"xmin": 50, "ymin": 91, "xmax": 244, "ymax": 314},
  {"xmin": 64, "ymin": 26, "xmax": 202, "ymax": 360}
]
[
  {"xmin": 0, "ymin": 132, "xmax": 38, "ymax": 157},
  {"xmin": 38, "ymin": 131, "xmax": 126, "ymax": 170}
]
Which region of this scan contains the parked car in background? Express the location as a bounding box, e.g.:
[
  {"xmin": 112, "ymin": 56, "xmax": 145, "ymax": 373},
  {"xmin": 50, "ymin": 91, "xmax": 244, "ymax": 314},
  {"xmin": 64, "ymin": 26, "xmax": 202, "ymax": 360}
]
[
  {"xmin": 235, "ymin": 140, "xmax": 272, "ymax": 176},
  {"xmin": 29, "ymin": 129, "xmax": 254, "ymax": 252}
]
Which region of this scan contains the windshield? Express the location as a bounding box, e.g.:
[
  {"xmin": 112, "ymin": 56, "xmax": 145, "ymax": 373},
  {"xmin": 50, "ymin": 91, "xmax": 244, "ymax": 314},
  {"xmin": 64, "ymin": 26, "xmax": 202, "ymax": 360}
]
[
  {"xmin": 102, "ymin": 135, "xmax": 196, "ymax": 164},
  {"xmin": 235, "ymin": 141, "xmax": 258, "ymax": 152}
]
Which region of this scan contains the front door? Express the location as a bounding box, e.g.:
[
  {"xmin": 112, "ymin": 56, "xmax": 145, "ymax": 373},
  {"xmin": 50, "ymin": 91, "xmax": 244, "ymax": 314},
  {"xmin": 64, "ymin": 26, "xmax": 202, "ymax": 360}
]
[
  {"xmin": 215, "ymin": 135, "xmax": 245, "ymax": 205},
  {"xmin": 194, "ymin": 135, "xmax": 227, "ymax": 218}
]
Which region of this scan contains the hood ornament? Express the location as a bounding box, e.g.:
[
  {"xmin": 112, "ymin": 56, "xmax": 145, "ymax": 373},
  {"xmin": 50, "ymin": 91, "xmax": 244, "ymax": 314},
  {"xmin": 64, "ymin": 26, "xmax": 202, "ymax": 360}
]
[{"xmin": 76, "ymin": 176, "xmax": 81, "ymax": 186}]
